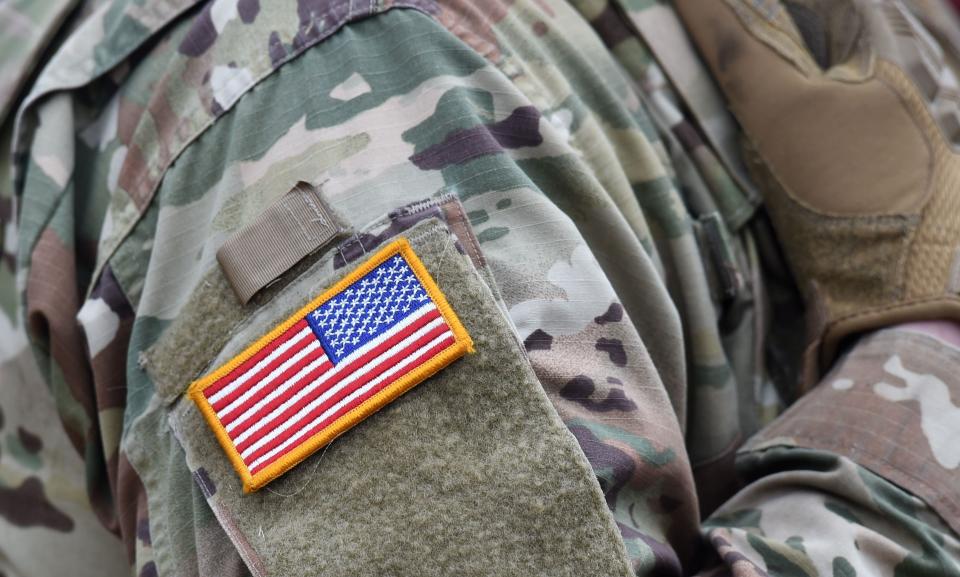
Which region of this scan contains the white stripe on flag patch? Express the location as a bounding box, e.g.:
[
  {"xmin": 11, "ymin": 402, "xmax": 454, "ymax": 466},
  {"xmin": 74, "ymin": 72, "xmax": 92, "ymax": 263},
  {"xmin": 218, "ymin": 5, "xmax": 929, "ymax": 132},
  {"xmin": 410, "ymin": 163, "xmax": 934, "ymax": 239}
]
[
  {"xmin": 218, "ymin": 339, "xmax": 324, "ymax": 419},
  {"xmin": 207, "ymin": 326, "xmax": 314, "ymax": 406}
]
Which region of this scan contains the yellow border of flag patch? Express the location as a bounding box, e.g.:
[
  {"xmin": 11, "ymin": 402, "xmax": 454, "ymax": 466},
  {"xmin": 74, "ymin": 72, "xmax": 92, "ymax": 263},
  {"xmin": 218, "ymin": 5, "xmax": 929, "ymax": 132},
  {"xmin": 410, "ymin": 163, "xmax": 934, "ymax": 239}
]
[{"xmin": 188, "ymin": 238, "xmax": 474, "ymax": 493}]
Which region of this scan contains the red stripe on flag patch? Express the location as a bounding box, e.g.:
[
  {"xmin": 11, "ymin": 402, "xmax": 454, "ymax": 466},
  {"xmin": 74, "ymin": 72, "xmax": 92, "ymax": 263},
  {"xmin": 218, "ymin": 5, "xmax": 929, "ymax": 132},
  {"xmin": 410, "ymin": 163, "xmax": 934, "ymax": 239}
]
[{"xmin": 188, "ymin": 238, "xmax": 473, "ymax": 493}]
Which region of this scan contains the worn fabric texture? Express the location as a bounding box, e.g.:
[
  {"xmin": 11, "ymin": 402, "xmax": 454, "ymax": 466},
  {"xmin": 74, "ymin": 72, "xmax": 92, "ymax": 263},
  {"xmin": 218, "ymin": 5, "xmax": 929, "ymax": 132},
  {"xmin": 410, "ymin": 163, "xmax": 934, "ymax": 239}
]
[
  {"xmin": 1, "ymin": 0, "xmax": 959, "ymax": 576},
  {"xmin": 151, "ymin": 222, "xmax": 633, "ymax": 576}
]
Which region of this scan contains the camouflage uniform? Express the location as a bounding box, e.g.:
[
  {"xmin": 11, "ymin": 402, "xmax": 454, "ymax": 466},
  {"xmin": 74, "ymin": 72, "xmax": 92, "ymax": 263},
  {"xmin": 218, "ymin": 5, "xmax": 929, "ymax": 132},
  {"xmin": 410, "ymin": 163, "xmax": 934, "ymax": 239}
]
[{"xmin": 0, "ymin": 0, "xmax": 957, "ymax": 575}]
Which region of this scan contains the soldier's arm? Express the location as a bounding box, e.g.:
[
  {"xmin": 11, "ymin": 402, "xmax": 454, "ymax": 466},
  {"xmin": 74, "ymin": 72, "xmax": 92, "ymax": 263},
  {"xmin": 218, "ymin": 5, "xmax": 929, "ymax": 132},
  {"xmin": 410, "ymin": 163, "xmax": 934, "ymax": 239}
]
[{"xmin": 674, "ymin": 1, "xmax": 960, "ymax": 575}]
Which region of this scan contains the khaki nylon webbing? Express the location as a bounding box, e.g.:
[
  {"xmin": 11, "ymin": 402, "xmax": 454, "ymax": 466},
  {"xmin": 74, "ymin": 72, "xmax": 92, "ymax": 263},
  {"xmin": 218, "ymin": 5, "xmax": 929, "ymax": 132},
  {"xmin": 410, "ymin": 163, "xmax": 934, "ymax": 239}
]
[{"xmin": 217, "ymin": 182, "xmax": 345, "ymax": 303}]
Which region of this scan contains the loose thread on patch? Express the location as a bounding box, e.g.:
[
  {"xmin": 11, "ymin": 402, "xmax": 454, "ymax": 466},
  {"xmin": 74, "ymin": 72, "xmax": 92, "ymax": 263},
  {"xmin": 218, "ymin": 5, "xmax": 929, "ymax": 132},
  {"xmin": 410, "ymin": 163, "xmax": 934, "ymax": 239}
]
[{"xmin": 263, "ymin": 437, "xmax": 335, "ymax": 498}]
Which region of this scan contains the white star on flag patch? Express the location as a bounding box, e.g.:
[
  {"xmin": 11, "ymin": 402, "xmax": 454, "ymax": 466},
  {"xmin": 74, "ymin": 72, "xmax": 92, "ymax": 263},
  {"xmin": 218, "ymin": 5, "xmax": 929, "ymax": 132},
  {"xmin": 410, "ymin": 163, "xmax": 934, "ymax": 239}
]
[{"xmin": 189, "ymin": 238, "xmax": 473, "ymax": 492}]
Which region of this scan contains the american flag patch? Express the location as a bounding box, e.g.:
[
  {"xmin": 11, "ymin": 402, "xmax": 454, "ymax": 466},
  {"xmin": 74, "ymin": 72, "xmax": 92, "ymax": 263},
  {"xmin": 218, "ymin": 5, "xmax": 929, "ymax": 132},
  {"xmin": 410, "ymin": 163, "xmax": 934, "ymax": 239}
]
[{"xmin": 189, "ymin": 238, "xmax": 473, "ymax": 492}]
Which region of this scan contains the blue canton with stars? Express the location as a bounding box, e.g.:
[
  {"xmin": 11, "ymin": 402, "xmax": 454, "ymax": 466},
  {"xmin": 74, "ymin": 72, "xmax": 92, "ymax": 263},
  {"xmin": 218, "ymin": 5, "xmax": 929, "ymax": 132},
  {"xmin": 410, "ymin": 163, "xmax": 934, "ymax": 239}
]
[{"xmin": 306, "ymin": 254, "xmax": 431, "ymax": 364}]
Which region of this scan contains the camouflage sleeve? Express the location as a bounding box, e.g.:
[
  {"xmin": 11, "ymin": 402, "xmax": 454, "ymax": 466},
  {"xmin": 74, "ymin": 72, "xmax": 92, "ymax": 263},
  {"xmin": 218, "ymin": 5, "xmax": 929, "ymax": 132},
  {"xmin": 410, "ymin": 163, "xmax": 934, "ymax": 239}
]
[
  {"xmin": 705, "ymin": 446, "xmax": 960, "ymax": 577},
  {"xmin": 7, "ymin": 3, "xmax": 707, "ymax": 574},
  {"xmin": 2, "ymin": 0, "xmax": 960, "ymax": 576},
  {"xmin": 701, "ymin": 326, "xmax": 960, "ymax": 577}
]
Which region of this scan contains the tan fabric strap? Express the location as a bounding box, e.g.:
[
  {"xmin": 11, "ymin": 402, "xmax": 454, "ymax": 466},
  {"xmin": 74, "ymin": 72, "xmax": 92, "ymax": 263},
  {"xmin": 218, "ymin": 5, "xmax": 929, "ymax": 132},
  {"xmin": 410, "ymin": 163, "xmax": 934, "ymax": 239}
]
[{"xmin": 217, "ymin": 182, "xmax": 346, "ymax": 303}]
